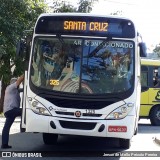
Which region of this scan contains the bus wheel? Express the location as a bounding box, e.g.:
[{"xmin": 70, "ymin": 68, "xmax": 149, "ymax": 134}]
[
  {"xmin": 150, "ymin": 106, "xmax": 160, "ymax": 126},
  {"xmin": 119, "ymin": 138, "xmax": 131, "ymax": 149},
  {"xmin": 43, "ymin": 133, "xmax": 58, "ymax": 145}
]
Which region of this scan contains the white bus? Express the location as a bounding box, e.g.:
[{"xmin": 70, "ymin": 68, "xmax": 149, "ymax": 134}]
[{"xmin": 20, "ymin": 13, "xmax": 145, "ymax": 149}]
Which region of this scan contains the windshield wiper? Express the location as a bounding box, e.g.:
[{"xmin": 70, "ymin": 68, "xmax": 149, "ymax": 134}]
[
  {"xmin": 56, "ymin": 34, "xmax": 65, "ymax": 44},
  {"xmin": 88, "ymin": 36, "xmax": 112, "ymax": 58}
]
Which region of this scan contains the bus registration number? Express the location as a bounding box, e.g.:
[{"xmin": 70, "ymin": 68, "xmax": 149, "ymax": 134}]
[
  {"xmin": 86, "ymin": 109, "xmax": 95, "ymax": 114},
  {"xmin": 108, "ymin": 126, "xmax": 127, "ymax": 132}
]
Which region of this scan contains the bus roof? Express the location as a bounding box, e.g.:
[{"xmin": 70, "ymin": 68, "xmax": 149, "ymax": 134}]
[
  {"xmin": 38, "ymin": 13, "xmax": 133, "ymax": 21},
  {"xmin": 34, "ymin": 13, "xmax": 136, "ymax": 38},
  {"xmin": 141, "ymin": 57, "xmax": 160, "ymax": 66}
]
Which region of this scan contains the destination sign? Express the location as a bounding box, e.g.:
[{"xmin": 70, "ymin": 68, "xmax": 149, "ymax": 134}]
[
  {"xmin": 64, "ymin": 21, "xmax": 108, "ymax": 32},
  {"xmin": 35, "ymin": 15, "xmax": 135, "ymax": 38}
]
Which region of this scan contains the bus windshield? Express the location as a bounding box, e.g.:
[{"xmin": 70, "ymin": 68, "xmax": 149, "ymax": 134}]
[{"xmin": 30, "ymin": 36, "xmax": 134, "ymax": 94}]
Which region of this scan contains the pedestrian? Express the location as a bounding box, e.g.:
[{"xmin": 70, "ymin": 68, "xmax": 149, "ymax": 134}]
[{"xmin": 1, "ymin": 75, "xmax": 24, "ymax": 149}]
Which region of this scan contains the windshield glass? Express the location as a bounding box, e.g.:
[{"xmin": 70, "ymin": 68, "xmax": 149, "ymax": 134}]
[{"xmin": 30, "ymin": 37, "xmax": 134, "ymax": 94}]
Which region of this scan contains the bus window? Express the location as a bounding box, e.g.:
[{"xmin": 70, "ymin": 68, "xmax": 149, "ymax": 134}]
[
  {"xmin": 31, "ymin": 38, "xmax": 134, "ymax": 94},
  {"xmin": 153, "ymin": 67, "xmax": 160, "ymax": 87},
  {"xmin": 141, "ymin": 66, "xmax": 148, "ymax": 89},
  {"xmin": 141, "ymin": 72, "xmax": 148, "ymax": 87}
]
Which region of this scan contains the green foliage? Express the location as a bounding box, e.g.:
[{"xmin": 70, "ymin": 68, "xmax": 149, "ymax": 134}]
[
  {"xmin": 0, "ymin": 0, "xmax": 48, "ymax": 112},
  {"xmin": 0, "ymin": 112, "xmax": 4, "ymax": 117},
  {"xmin": 78, "ymin": 0, "xmax": 97, "ymax": 13},
  {"xmin": 52, "ymin": 0, "xmax": 76, "ymax": 13},
  {"xmin": 0, "ymin": 0, "xmax": 48, "ymax": 84},
  {"xmin": 52, "ymin": 0, "xmax": 98, "ymax": 13},
  {"xmin": 153, "ymin": 44, "xmax": 160, "ymax": 57}
]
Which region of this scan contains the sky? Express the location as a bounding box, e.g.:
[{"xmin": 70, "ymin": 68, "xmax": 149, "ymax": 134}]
[{"xmin": 90, "ymin": 0, "xmax": 160, "ymax": 50}]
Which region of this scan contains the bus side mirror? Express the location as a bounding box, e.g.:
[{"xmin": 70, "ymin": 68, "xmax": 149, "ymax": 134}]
[
  {"xmin": 16, "ymin": 39, "xmax": 30, "ymax": 70},
  {"xmin": 16, "ymin": 30, "xmax": 33, "ymax": 61},
  {"xmin": 139, "ymin": 42, "xmax": 147, "ymax": 57}
]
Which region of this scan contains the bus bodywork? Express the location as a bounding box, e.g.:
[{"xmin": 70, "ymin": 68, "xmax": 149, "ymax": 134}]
[
  {"xmin": 20, "ymin": 13, "xmax": 142, "ymax": 149},
  {"xmin": 140, "ymin": 58, "xmax": 160, "ymax": 125}
]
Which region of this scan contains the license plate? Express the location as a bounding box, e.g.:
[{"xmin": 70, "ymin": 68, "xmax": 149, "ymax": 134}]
[{"xmin": 108, "ymin": 126, "xmax": 127, "ymax": 132}]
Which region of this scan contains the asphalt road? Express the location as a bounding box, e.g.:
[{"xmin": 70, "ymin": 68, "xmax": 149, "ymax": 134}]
[{"xmin": 0, "ymin": 118, "xmax": 160, "ymax": 160}]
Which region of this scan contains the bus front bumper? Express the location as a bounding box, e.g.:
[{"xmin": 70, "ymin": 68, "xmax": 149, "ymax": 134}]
[{"xmin": 26, "ymin": 109, "xmax": 135, "ymax": 139}]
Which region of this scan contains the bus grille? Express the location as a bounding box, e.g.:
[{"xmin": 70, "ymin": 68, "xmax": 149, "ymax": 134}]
[
  {"xmin": 55, "ymin": 111, "xmax": 102, "ymax": 117},
  {"xmin": 59, "ymin": 120, "xmax": 96, "ymax": 130},
  {"xmin": 45, "ymin": 97, "xmax": 115, "ymax": 109}
]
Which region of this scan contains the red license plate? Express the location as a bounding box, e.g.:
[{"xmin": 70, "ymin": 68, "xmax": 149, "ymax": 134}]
[{"xmin": 108, "ymin": 126, "xmax": 127, "ymax": 132}]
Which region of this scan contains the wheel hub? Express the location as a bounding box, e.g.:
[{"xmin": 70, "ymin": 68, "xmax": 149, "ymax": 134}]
[{"xmin": 156, "ymin": 110, "xmax": 160, "ymax": 120}]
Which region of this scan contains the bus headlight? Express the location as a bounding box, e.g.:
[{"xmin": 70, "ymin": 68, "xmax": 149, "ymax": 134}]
[
  {"xmin": 28, "ymin": 98, "xmax": 51, "ymax": 116},
  {"xmin": 105, "ymin": 103, "xmax": 134, "ymax": 120}
]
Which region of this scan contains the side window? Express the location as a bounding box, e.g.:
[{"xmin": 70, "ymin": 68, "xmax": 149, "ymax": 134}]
[
  {"xmin": 141, "ymin": 66, "xmax": 148, "ymax": 87},
  {"xmin": 141, "ymin": 72, "xmax": 148, "ymax": 87},
  {"xmin": 153, "ymin": 67, "xmax": 160, "ymax": 88}
]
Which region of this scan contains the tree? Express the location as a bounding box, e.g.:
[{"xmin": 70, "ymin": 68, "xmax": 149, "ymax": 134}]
[
  {"xmin": 153, "ymin": 44, "xmax": 160, "ymax": 57},
  {"xmin": 0, "ymin": 0, "xmax": 48, "ymax": 112},
  {"xmin": 52, "ymin": 0, "xmax": 76, "ymax": 13},
  {"xmin": 78, "ymin": 0, "xmax": 98, "ymax": 13},
  {"xmin": 52, "ymin": 0, "xmax": 98, "ymax": 13}
]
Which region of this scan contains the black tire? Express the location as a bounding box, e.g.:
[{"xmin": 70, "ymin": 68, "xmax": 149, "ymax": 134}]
[
  {"xmin": 43, "ymin": 133, "xmax": 58, "ymax": 145},
  {"xmin": 119, "ymin": 138, "xmax": 131, "ymax": 149},
  {"xmin": 20, "ymin": 127, "xmax": 26, "ymax": 132},
  {"xmin": 150, "ymin": 106, "xmax": 160, "ymax": 126}
]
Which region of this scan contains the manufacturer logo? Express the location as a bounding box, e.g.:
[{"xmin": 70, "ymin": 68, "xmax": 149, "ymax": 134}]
[{"xmin": 74, "ymin": 111, "xmax": 81, "ymax": 118}]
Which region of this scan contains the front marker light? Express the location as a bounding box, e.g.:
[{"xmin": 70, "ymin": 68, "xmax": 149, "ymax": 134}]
[
  {"xmin": 121, "ymin": 106, "xmax": 127, "ymax": 113},
  {"xmin": 106, "ymin": 103, "xmax": 134, "ymax": 120},
  {"xmin": 36, "ymin": 107, "xmax": 47, "ymax": 115},
  {"xmin": 28, "ymin": 97, "xmax": 51, "ymax": 116},
  {"xmin": 31, "ymin": 100, "xmax": 51, "ymax": 116},
  {"xmin": 113, "ymin": 112, "xmax": 121, "ymax": 119},
  {"xmin": 32, "ymin": 101, "xmax": 38, "ymax": 107}
]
